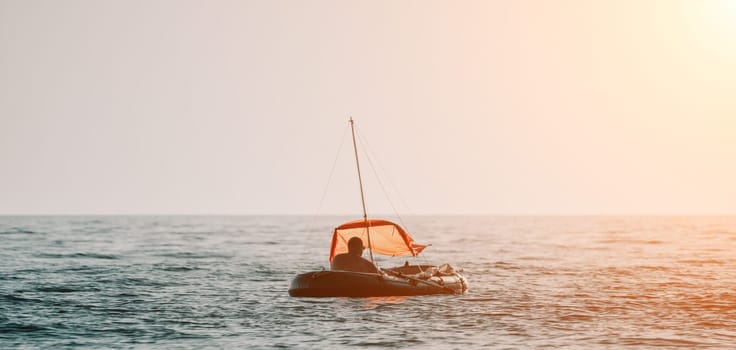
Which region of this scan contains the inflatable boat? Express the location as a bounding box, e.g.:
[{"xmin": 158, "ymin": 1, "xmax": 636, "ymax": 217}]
[
  {"xmin": 288, "ymin": 219, "xmax": 468, "ymax": 298},
  {"xmin": 289, "ymin": 119, "xmax": 468, "ymax": 298},
  {"xmin": 289, "ymin": 264, "xmax": 467, "ymax": 297}
]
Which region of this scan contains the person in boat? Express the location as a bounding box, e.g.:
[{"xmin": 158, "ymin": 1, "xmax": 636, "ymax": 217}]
[{"xmin": 331, "ymin": 237, "xmax": 379, "ymax": 274}]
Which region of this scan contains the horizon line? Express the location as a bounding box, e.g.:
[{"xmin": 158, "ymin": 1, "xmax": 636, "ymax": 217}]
[{"xmin": 1, "ymin": 213, "xmax": 735, "ymax": 217}]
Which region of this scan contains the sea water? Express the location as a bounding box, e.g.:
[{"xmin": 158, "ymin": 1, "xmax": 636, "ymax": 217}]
[{"xmin": 1, "ymin": 216, "xmax": 735, "ymax": 349}]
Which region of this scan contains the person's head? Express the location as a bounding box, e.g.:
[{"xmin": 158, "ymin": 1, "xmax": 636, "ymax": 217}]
[{"xmin": 347, "ymin": 237, "xmax": 364, "ymax": 256}]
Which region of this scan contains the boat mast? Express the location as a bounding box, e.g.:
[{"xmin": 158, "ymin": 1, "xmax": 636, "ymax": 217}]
[{"xmin": 349, "ymin": 117, "xmax": 375, "ymax": 264}]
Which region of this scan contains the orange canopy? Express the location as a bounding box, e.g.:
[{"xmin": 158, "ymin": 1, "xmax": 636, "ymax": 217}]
[{"xmin": 329, "ymin": 219, "xmax": 427, "ymax": 262}]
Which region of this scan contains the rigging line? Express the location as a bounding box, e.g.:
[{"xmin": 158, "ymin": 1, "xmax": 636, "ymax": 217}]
[
  {"xmin": 354, "ymin": 127, "xmax": 415, "ymax": 218},
  {"xmin": 357, "ymin": 130, "xmax": 432, "ymax": 263},
  {"xmin": 313, "ymin": 123, "xmax": 350, "ymax": 217},
  {"xmin": 302, "ymin": 123, "xmax": 350, "ymax": 262},
  {"xmin": 356, "ymin": 126, "xmax": 434, "ymax": 263},
  {"xmin": 354, "ymin": 127, "xmax": 409, "ymax": 231}
]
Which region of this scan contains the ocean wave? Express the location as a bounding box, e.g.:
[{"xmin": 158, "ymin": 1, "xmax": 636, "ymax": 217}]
[
  {"xmin": 0, "ymin": 227, "xmax": 36, "ymax": 235},
  {"xmin": 155, "ymin": 252, "xmax": 232, "ymax": 259},
  {"xmin": 33, "ymin": 253, "xmax": 120, "ymax": 260},
  {"xmin": 34, "ymin": 285, "xmax": 102, "ymax": 293},
  {"xmin": 2, "ymin": 215, "xmax": 736, "ymax": 349},
  {"xmin": 0, "ymin": 323, "xmax": 49, "ymax": 333},
  {"xmin": 2, "ymin": 294, "xmax": 42, "ymax": 303}
]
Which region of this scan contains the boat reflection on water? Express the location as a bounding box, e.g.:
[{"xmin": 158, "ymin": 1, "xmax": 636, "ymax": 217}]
[{"xmin": 360, "ymin": 296, "xmax": 410, "ymax": 310}]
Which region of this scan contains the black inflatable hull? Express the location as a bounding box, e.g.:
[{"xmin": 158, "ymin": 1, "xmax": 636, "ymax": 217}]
[{"xmin": 288, "ymin": 267, "xmax": 468, "ymax": 297}]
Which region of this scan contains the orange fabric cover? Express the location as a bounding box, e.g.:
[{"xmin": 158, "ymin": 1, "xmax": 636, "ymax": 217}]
[{"xmin": 329, "ymin": 219, "xmax": 427, "ymax": 262}]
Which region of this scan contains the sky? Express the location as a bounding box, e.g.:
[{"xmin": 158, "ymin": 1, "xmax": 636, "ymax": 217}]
[{"xmin": 1, "ymin": 0, "xmax": 735, "ymax": 215}]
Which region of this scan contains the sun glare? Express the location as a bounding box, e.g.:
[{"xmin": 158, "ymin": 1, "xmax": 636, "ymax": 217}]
[
  {"xmin": 712, "ymin": 0, "xmax": 736, "ymax": 31},
  {"xmin": 684, "ymin": 0, "xmax": 736, "ymax": 56}
]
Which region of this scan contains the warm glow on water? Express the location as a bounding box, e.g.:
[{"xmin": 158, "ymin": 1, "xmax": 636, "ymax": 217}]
[{"xmin": 2, "ymin": 216, "xmax": 735, "ymax": 348}]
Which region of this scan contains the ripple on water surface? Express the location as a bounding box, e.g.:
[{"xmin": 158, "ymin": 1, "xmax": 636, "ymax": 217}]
[{"xmin": 1, "ymin": 216, "xmax": 736, "ymax": 349}]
